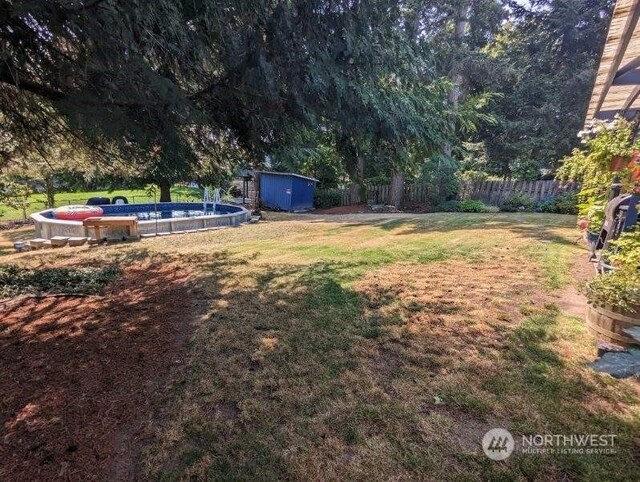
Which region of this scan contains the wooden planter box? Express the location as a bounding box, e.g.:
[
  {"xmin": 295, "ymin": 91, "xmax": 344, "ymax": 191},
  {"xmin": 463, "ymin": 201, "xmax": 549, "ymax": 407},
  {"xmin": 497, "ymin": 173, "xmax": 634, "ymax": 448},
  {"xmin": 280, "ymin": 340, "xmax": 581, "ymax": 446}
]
[{"xmin": 586, "ymin": 303, "xmax": 640, "ymax": 347}]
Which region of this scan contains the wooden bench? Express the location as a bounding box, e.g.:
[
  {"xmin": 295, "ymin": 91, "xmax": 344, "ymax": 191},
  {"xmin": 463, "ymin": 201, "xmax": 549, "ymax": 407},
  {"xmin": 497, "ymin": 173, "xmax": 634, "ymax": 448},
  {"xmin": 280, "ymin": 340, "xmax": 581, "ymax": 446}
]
[{"xmin": 82, "ymin": 216, "xmax": 139, "ymax": 240}]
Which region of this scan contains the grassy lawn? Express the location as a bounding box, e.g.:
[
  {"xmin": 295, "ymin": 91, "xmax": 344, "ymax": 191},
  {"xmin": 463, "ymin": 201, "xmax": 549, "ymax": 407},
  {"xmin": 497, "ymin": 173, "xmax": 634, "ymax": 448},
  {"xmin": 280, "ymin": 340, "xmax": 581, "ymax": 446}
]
[
  {"xmin": 0, "ymin": 186, "xmax": 201, "ymax": 221},
  {"xmin": 1, "ymin": 213, "xmax": 639, "ymax": 480}
]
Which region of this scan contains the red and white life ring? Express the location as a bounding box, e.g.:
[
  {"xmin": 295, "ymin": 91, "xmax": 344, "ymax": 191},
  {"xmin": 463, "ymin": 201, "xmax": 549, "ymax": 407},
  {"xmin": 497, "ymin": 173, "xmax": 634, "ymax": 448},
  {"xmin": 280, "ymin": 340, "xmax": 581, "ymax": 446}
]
[{"xmin": 53, "ymin": 205, "xmax": 104, "ymax": 221}]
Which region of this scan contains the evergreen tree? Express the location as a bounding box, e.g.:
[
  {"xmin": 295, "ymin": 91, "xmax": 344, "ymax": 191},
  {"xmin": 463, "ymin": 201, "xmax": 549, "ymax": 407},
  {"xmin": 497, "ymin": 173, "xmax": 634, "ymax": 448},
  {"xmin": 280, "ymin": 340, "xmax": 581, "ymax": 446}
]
[
  {"xmin": 477, "ymin": 0, "xmax": 613, "ymax": 179},
  {"xmin": 1, "ymin": 0, "xmax": 458, "ymax": 202}
]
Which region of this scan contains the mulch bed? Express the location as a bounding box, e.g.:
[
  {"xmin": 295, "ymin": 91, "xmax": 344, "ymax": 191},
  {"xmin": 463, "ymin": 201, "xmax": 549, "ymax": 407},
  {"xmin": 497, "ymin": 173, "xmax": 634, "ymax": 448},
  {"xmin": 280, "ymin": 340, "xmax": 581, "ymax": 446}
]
[
  {"xmin": 313, "ymin": 203, "xmax": 431, "ymax": 215},
  {"xmin": 314, "ymin": 204, "xmax": 375, "ymax": 215},
  {"xmin": 0, "ymin": 262, "xmax": 196, "ymax": 481}
]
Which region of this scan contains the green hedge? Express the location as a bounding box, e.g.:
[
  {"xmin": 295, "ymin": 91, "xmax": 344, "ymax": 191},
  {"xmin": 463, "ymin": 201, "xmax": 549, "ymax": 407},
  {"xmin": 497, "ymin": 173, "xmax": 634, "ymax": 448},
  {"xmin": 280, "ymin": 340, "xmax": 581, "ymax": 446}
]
[
  {"xmin": 314, "ymin": 189, "xmax": 342, "ymax": 209},
  {"xmin": 538, "ymin": 191, "xmax": 578, "ymax": 214},
  {"xmin": 434, "ymin": 199, "xmax": 489, "ymax": 213}
]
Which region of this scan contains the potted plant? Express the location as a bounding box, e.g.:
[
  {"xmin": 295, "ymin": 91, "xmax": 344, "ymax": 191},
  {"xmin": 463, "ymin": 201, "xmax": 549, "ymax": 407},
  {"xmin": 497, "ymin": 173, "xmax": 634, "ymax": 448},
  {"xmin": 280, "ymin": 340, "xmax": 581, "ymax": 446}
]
[
  {"xmin": 558, "ymin": 118, "xmax": 640, "ymax": 346},
  {"xmin": 560, "ymin": 118, "xmax": 638, "ymax": 234},
  {"xmin": 578, "ymin": 201, "xmax": 605, "ymax": 251},
  {"xmin": 584, "ymin": 229, "xmax": 640, "ymax": 347}
]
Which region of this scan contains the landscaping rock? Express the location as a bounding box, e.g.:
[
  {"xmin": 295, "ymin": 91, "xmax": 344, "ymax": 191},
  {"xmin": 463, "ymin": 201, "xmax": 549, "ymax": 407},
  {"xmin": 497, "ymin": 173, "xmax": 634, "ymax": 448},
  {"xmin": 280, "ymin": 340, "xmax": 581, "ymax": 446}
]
[
  {"xmin": 596, "ymin": 341, "xmax": 627, "ymax": 357},
  {"xmin": 623, "ymin": 326, "xmax": 640, "ymax": 343},
  {"xmin": 370, "ymin": 204, "xmax": 401, "ymax": 213},
  {"xmin": 589, "ymin": 348, "xmax": 640, "ymax": 379},
  {"xmin": 13, "ymin": 241, "xmax": 28, "ymax": 252}
]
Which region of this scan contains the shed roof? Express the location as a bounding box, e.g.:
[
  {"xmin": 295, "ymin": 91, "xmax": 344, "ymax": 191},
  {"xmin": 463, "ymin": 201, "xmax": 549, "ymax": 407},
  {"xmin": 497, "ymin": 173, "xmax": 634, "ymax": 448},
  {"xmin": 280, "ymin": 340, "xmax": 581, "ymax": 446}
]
[
  {"xmin": 255, "ymin": 171, "xmax": 319, "ymax": 183},
  {"xmin": 586, "ymin": 0, "xmax": 640, "ymax": 124}
]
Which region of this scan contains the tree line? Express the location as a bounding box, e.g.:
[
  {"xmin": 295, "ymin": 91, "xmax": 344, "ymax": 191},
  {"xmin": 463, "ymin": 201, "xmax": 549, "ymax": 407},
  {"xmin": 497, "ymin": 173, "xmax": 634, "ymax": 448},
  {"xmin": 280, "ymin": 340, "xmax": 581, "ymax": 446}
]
[{"xmin": 0, "ymin": 0, "xmax": 613, "ymax": 206}]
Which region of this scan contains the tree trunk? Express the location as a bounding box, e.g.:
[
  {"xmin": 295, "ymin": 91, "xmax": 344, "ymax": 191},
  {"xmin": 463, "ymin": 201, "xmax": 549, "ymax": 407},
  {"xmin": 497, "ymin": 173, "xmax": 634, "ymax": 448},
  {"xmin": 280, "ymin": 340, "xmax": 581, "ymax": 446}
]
[
  {"xmin": 339, "ymin": 133, "xmax": 366, "ymax": 204},
  {"xmin": 449, "ymin": 1, "xmax": 471, "ymax": 110},
  {"xmin": 389, "ymin": 170, "xmax": 404, "ymax": 207},
  {"xmin": 445, "ymin": 1, "xmax": 471, "ymax": 152},
  {"xmin": 441, "ymin": 2, "xmax": 471, "ymax": 201},
  {"xmin": 44, "ymin": 175, "xmax": 55, "ymax": 208},
  {"xmin": 159, "ymin": 182, "xmax": 171, "ymax": 202},
  {"xmin": 347, "ymin": 150, "xmax": 366, "ymax": 204}
]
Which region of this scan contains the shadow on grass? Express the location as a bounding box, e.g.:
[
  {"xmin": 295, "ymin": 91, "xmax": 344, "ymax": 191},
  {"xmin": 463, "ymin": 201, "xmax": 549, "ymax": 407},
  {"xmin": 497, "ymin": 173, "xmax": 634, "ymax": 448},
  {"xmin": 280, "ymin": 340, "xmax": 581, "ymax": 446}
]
[
  {"xmin": 0, "ymin": 258, "xmax": 196, "ymax": 481},
  {"xmin": 0, "ymin": 226, "xmax": 35, "ymax": 257},
  {"xmin": 144, "ymin": 250, "xmax": 640, "ymax": 481},
  {"xmin": 0, "ymin": 227, "xmax": 35, "ymax": 242},
  {"xmin": 318, "ymin": 213, "xmax": 579, "ymax": 248}
]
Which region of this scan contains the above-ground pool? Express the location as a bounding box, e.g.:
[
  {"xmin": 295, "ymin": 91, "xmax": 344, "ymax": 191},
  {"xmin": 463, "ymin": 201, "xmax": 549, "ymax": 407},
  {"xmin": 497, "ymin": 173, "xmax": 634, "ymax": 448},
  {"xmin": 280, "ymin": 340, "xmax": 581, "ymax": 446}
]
[{"xmin": 31, "ymin": 202, "xmax": 251, "ymax": 239}]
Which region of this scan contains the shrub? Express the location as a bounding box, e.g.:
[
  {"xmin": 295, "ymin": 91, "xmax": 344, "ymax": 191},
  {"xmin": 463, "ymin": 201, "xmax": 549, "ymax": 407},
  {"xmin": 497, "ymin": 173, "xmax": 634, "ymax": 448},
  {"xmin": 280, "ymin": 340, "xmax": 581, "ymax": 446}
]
[
  {"xmin": 434, "ymin": 200, "xmax": 460, "ymax": 212},
  {"xmin": 552, "ymin": 191, "xmax": 579, "ymax": 214},
  {"xmin": 434, "ymin": 199, "xmax": 494, "ymax": 213},
  {"xmin": 584, "ymin": 228, "xmax": 640, "ymax": 310},
  {"xmin": 500, "ymin": 192, "xmax": 536, "ymax": 212},
  {"xmin": 558, "ymin": 118, "xmax": 640, "ymax": 234},
  {"xmin": 0, "ymin": 264, "xmax": 120, "ymax": 298},
  {"xmin": 584, "ymin": 267, "xmax": 640, "ymax": 311},
  {"xmin": 314, "ymin": 189, "xmax": 342, "ymax": 209},
  {"xmin": 458, "ymin": 199, "xmax": 486, "ymax": 213},
  {"xmin": 539, "ymin": 191, "xmax": 578, "ymax": 214},
  {"xmin": 607, "ymin": 228, "xmax": 640, "ymax": 270}
]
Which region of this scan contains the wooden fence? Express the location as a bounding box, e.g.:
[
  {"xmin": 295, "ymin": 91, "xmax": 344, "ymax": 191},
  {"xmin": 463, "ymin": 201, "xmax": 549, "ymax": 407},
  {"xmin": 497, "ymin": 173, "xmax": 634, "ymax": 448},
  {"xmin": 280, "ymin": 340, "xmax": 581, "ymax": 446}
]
[
  {"xmin": 324, "ymin": 184, "xmax": 432, "ymax": 207},
  {"xmin": 319, "ymin": 179, "xmax": 578, "ymax": 207},
  {"xmin": 460, "ymin": 179, "xmax": 578, "ymax": 205}
]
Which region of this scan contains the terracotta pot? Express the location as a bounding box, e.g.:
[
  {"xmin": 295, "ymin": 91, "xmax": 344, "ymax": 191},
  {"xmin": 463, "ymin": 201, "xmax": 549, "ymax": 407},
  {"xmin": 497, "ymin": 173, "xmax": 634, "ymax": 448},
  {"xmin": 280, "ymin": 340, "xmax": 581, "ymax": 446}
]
[{"xmin": 610, "ymin": 155, "xmax": 629, "ymax": 172}]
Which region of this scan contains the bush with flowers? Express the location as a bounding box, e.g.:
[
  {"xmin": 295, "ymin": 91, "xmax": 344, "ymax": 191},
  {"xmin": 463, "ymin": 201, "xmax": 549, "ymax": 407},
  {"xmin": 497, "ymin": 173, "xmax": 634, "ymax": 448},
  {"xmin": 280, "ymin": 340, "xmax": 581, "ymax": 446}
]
[
  {"xmin": 558, "ymin": 117, "xmax": 640, "ymax": 312},
  {"xmin": 584, "ymin": 227, "xmax": 640, "ymax": 311},
  {"xmin": 558, "ymin": 117, "xmax": 640, "ymax": 235}
]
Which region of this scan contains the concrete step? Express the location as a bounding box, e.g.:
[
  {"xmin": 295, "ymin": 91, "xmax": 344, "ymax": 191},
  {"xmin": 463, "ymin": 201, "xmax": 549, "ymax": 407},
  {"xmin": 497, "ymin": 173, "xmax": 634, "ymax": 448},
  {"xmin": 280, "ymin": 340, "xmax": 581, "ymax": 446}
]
[
  {"xmin": 50, "ymin": 236, "xmax": 70, "ymax": 247},
  {"xmin": 68, "ymin": 237, "xmax": 88, "ymax": 247},
  {"xmin": 29, "ymin": 238, "xmax": 48, "ymax": 249}
]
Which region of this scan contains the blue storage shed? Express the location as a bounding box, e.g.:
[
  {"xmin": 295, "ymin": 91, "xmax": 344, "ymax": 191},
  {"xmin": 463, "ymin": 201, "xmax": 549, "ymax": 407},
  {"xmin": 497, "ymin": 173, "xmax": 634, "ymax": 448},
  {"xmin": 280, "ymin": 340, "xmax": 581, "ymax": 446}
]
[{"xmin": 258, "ymin": 171, "xmax": 319, "ymax": 211}]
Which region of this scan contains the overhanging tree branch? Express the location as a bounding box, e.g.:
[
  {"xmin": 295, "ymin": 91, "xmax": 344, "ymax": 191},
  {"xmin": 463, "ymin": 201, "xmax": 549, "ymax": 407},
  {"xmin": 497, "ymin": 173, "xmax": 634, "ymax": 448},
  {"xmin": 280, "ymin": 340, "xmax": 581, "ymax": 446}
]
[{"xmin": 0, "ymin": 65, "xmax": 65, "ymax": 100}]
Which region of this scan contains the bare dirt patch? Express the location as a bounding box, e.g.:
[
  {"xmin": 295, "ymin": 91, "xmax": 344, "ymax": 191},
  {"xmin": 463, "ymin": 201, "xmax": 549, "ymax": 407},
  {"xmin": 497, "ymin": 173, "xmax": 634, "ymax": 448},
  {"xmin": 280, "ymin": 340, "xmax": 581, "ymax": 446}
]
[
  {"xmin": 548, "ymin": 252, "xmax": 594, "ymax": 318},
  {"xmin": 354, "ymin": 257, "xmax": 540, "ymax": 394},
  {"xmin": 352, "ymin": 258, "xmax": 557, "ymax": 452},
  {"xmin": 0, "ymin": 262, "xmax": 195, "ymax": 481},
  {"xmin": 0, "ymin": 226, "xmax": 34, "ymax": 256}
]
